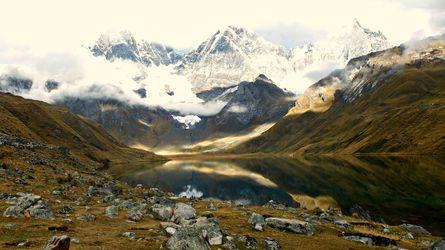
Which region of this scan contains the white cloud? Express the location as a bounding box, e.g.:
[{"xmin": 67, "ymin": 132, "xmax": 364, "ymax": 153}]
[
  {"xmin": 0, "ymin": 0, "xmax": 440, "ymax": 50},
  {"xmin": 0, "ymin": 41, "xmax": 227, "ymax": 116}
]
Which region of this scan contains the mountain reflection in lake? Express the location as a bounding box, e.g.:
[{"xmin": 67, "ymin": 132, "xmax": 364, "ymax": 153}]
[{"xmin": 117, "ymin": 155, "xmax": 445, "ymax": 235}]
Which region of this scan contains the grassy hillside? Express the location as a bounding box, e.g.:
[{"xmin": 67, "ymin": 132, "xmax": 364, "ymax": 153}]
[
  {"xmin": 234, "ymin": 62, "xmax": 445, "ymax": 155},
  {"xmin": 0, "ymin": 93, "xmax": 165, "ymax": 167}
]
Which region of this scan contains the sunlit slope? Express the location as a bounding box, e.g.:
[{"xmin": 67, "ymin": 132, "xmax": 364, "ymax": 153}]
[
  {"xmin": 0, "ymin": 93, "xmax": 165, "ymax": 165},
  {"xmin": 234, "ymin": 41, "xmax": 445, "ymax": 155}
]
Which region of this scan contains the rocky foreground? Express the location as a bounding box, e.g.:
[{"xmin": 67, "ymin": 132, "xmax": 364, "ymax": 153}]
[{"xmin": 0, "ymin": 135, "xmax": 444, "ymax": 250}]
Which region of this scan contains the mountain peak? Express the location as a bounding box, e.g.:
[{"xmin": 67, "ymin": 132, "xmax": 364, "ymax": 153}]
[
  {"xmin": 255, "ymin": 74, "xmax": 273, "ymax": 83},
  {"xmin": 352, "ymin": 18, "xmax": 362, "ymax": 29},
  {"xmin": 90, "ymin": 31, "xmax": 182, "ymax": 67}
]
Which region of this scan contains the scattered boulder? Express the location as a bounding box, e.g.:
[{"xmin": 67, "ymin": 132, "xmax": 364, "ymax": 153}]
[
  {"xmin": 43, "ymin": 235, "xmax": 70, "ymax": 250},
  {"xmin": 161, "ymin": 222, "xmax": 180, "ymax": 235},
  {"xmin": 127, "ymin": 206, "xmax": 144, "ymax": 221},
  {"xmin": 350, "ymin": 204, "xmax": 372, "ymax": 221},
  {"xmin": 248, "ymin": 213, "xmax": 265, "ymax": 231},
  {"xmin": 4, "ymin": 223, "xmax": 16, "ymax": 229},
  {"xmin": 27, "ymin": 201, "xmax": 55, "ymax": 220},
  {"xmin": 105, "ymin": 205, "xmax": 118, "ymax": 218},
  {"xmin": 149, "ymin": 196, "xmax": 175, "ymax": 206},
  {"xmin": 166, "ymin": 226, "xmax": 210, "ymax": 250},
  {"xmin": 3, "ymin": 193, "xmax": 41, "ymax": 217},
  {"xmin": 102, "ymin": 194, "xmax": 116, "ymax": 203},
  {"xmin": 207, "ymin": 203, "xmax": 217, "ymax": 211},
  {"xmin": 238, "ymin": 235, "xmax": 258, "ymax": 249},
  {"xmin": 401, "ymin": 232, "xmax": 414, "ymax": 239},
  {"xmin": 333, "ymin": 219, "xmax": 353, "ymax": 229},
  {"xmin": 341, "ymin": 232, "xmax": 397, "ymax": 247},
  {"xmin": 76, "ymin": 213, "xmax": 96, "ymax": 222},
  {"xmin": 151, "ymin": 204, "xmax": 173, "ymax": 221},
  {"xmin": 264, "ymin": 237, "xmax": 281, "ymax": 250},
  {"xmin": 430, "ymin": 238, "xmax": 445, "ymax": 250},
  {"xmin": 343, "ymin": 235, "xmax": 373, "ymax": 245},
  {"xmin": 122, "ymin": 232, "xmax": 136, "ymax": 239},
  {"xmin": 172, "ymin": 203, "xmax": 196, "ymax": 223},
  {"xmin": 58, "ymin": 205, "xmax": 74, "ymax": 215},
  {"xmin": 265, "ymin": 217, "xmax": 315, "ymax": 235},
  {"xmin": 195, "ymin": 217, "xmax": 223, "ymax": 246},
  {"xmin": 400, "ymin": 223, "xmax": 431, "ymax": 236}
]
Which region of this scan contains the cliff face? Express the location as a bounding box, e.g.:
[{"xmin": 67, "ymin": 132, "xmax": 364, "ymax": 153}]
[
  {"xmin": 0, "ymin": 92, "xmax": 165, "ymax": 165},
  {"xmin": 234, "ymin": 37, "xmax": 445, "ymax": 155}
]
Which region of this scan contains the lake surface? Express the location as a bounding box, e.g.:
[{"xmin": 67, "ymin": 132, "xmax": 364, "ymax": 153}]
[{"xmin": 118, "ymin": 155, "xmax": 445, "ymax": 235}]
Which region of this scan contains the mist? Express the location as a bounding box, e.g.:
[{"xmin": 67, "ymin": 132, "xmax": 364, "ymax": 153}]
[{"xmin": 0, "ymin": 42, "xmax": 228, "ymax": 116}]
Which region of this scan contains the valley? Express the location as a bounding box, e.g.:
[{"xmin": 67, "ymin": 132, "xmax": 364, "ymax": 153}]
[{"xmin": 0, "ymin": 5, "xmax": 444, "ymax": 249}]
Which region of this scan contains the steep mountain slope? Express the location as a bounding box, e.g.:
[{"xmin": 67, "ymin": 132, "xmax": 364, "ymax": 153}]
[
  {"xmin": 290, "ymin": 19, "xmax": 389, "ymax": 70},
  {"xmin": 59, "ymin": 97, "xmax": 192, "ymax": 150},
  {"xmin": 0, "ymin": 92, "xmax": 164, "ymax": 165},
  {"xmin": 234, "ymin": 36, "xmax": 445, "ymax": 155},
  {"xmin": 56, "ymin": 74, "xmax": 295, "ymax": 153},
  {"xmin": 180, "ymin": 21, "xmax": 389, "ymax": 92},
  {"xmin": 90, "ymin": 30, "xmax": 182, "ymax": 67},
  {"xmin": 195, "ymin": 75, "xmax": 295, "ymax": 136},
  {"xmin": 180, "ymin": 26, "xmax": 292, "ymax": 92}
]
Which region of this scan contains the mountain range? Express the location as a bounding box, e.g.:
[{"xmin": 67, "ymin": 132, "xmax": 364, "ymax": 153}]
[
  {"xmin": 234, "ymin": 35, "xmax": 445, "ymax": 155},
  {"xmin": 3, "ymin": 21, "xmax": 443, "ymax": 156},
  {"xmin": 89, "ymin": 19, "xmax": 390, "ymax": 92}
]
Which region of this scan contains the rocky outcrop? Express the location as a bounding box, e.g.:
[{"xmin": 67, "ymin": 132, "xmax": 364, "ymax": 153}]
[
  {"xmin": 43, "ymin": 235, "xmax": 70, "ymax": 250},
  {"xmin": 265, "ymin": 218, "xmax": 315, "ymax": 235}
]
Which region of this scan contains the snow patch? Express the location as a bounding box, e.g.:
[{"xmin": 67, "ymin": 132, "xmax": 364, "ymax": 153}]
[
  {"xmin": 171, "ymin": 115, "xmax": 201, "ymax": 129},
  {"xmin": 178, "ymin": 185, "xmax": 203, "ymax": 198}
]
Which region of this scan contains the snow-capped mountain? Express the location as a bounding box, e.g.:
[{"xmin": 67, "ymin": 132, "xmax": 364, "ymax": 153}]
[
  {"xmin": 88, "ymin": 20, "xmax": 390, "ymax": 93},
  {"xmin": 179, "ymin": 26, "xmax": 293, "ymax": 92},
  {"xmin": 289, "ymin": 19, "xmax": 390, "ymax": 70},
  {"xmin": 90, "ymin": 30, "xmax": 183, "ymax": 67},
  {"xmin": 180, "ymin": 20, "xmax": 390, "ymax": 92}
]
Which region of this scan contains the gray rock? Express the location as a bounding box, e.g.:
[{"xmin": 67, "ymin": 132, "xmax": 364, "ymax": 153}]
[
  {"xmin": 254, "ymin": 224, "xmax": 264, "ymax": 231},
  {"xmin": 58, "ymin": 205, "xmax": 74, "ymax": 215},
  {"xmin": 71, "ymin": 238, "xmax": 81, "ymax": 244},
  {"xmin": 430, "ymin": 238, "xmax": 445, "ymax": 250},
  {"xmin": 4, "ymin": 196, "xmax": 17, "ymax": 204},
  {"xmin": 334, "ymin": 219, "xmax": 353, "ymax": 229},
  {"xmin": 122, "ymin": 231, "xmax": 136, "ymax": 239},
  {"xmin": 26, "ymin": 201, "xmax": 55, "ymax": 220},
  {"xmin": 207, "ymin": 203, "xmax": 217, "ymax": 211},
  {"xmin": 172, "ymin": 203, "xmax": 196, "ymax": 223},
  {"xmin": 149, "ymin": 196, "xmax": 175, "ymax": 206},
  {"xmin": 401, "ymin": 232, "xmax": 414, "ymax": 239},
  {"xmin": 400, "ymin": 223, "xmax": 431, "ymax": 236},
  {"xmin": 343, "ymin": 235, "xmax": 373, "ymax": 245},
  {"xmin": 265, "ymin": 217, "xmax": 315, "ymax": 235},
  {"xmin": 265, "ymin": 237, "xmax": 281, "ymax": 250},
  {"xmin": 43, "ymin": 235, "xmax": 70, "ymax": 250},
  {"xmin": 105, "ymin": 205, "xmax": 118, "ymax": 218},
  {"xmin": 195, "ymin": 217, "xmax": 223, "ymax": 246},
  {"xmin": 350, "ymin": 204, "xmax": 372, "ymax": 221},
  {"xmin": 151, "ymin": 204, "xmax": 173, "ymax": 221},
  {"xmin": 248, "ymin": 212, "xmax": 265, "ymax": 226},
  {"xmin": 127, "ymin": 206, "xmax": 144, "ymax": 221},
  {"xmin": 102, "ymin": 194, "xmax": 116, "ymax": 203},
  {"xmin": 4, "ymin": 223, "xmax": 16, "ymax": 229},
  {"xmin": 76, "ymin": 213, "xmax": 96, "ymax": 222},
  {"xmin": 238, "ymin": 235, "xmax": 258, "ymax": 249},
  {"xmin": 3, "ymin": 193, "xmax": 41, "ymax": 217},
  {"xmin": 166, "ymin": 226, "xmax": 210, "ymax": 250},
  {"xmin": 222, "ymin": 236, "xmax": 238, "ymax": 250}
]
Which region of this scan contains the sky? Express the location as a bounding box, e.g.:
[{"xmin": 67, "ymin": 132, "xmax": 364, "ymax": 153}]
[
  {"xmin": 0, "ymin": 0, "xmax": 443, "ymax": 50},
  {"xmin": 0, "ymin": 0, "xmax": 444, "ymax": 116}
]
